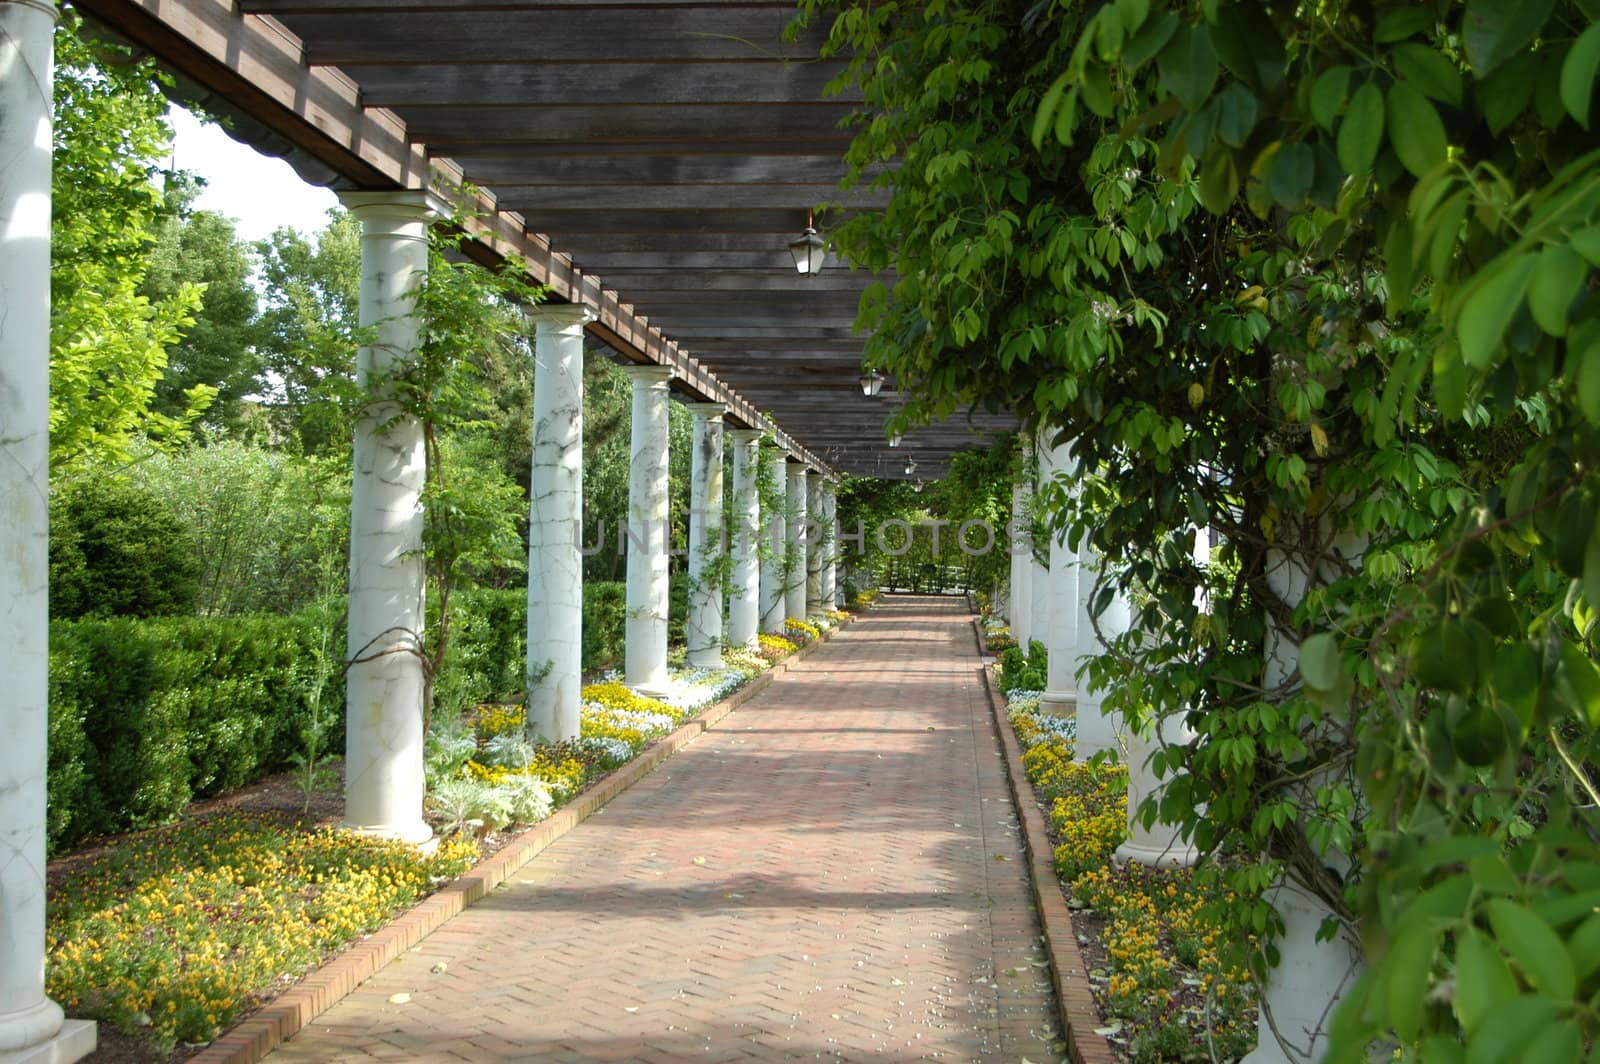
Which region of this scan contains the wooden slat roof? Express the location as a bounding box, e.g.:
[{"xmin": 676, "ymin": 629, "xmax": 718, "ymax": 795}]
[{"xmin": 75, "ymin": 0, "xmax": 1017, "ymax": 477}]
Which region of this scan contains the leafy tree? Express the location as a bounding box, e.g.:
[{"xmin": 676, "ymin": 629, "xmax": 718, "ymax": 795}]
[
  {"xmin": 140, "ymin": 178, "xmax": 264, "ymax": 432},
  {"xmin": 252, "ymin": 210, "xmax": 362, "ymax": 453},
  {"xmin": 125, "ymin": 441, "xmax": 349, "ymax": 616},
  {"xmin": 802, "ymin": 0, "xmax": 1600, "ymax": 1055},
  {"xmin": 50, "ymin": 10, "xmax": 209, "ymax": 471}
]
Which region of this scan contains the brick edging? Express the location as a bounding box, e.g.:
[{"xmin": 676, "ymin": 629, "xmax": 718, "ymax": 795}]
[
  {"xmin": 979, "ymin": 664, "xmax": 1116, "ymax": 1064},
  {"xmin": 194, "ymin": 618, "xmax": 854, "ymax": 1064}
]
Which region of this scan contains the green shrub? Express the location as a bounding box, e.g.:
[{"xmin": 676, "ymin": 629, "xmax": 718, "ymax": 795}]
[
  {"xmin": 47, "ymin": 579, "xmax": 636, "ymax": 853},
  {"xmin": 47, "ymin": 608, "xmax": 343, "ymax": 851},
  {"xmin": 50, "ymin": 477, "xmax": 201, "ymax": 619},
  {"xmin": 997, "ymin": 641, "xmax": 1048, "ymax": 692},
  {"xmin": 583, "ymin": 581, "xmax": 627, "ymax": 670}
]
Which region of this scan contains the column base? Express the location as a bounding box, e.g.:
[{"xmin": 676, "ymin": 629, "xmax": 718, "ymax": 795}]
[
  {"xmin": 0, "ymin": 1020, "xmax": 95, "ymax": 1064},
  {"xmin": 1115, "ymin": 836, "xmax": 1199, "ymax": 869},
  {"xmin": 686, "ymin": 650, "xmax": 723, "ymax": 670},
  {"xmin": 339, "ymin": 819, "xmax": 435, "ymax": 848},
  {"xmin": 1037, "ymin": 691, "xmax": 1075, "ymax": 717}
]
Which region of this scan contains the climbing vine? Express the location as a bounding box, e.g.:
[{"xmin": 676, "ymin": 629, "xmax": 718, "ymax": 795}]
[{"xmin": 800, "ymin": 0, "xmax": 1600, "ymax": 1056}]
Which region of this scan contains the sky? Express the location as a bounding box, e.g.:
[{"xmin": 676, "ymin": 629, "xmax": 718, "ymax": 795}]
[{"xmin": 167, "ymin": 106, "xmax": 341, "ymax": 244}]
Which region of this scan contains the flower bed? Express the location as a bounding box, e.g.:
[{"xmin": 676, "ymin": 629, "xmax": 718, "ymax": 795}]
[
  {"xmin": 46, "ymin": 625, "xmax": 831, "ymax": 1060},
  {"xmin": 46, "ymin": 813, "xmax": 478, "ymax": 1049},
  {"xmin": 1006, "ymin": 691, "xmax": 1258, "ymax": 1061}
]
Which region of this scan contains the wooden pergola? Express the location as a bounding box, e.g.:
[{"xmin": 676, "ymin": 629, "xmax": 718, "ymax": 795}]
[{"xmin": 73, "ymin": 0, "xmax": 1017, "ymax": 478}]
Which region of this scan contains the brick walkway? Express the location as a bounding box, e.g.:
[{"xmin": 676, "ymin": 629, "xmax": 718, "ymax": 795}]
[{"xmin": 271, "ymin": 595, "xmax": 1065, "ymax": 1062}]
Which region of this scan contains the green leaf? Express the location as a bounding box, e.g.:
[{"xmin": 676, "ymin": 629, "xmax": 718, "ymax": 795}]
[
  {"xmin": 1386, "ymin": 923, "xmax": 1436, "ymax": 1042},
  {"xmin": 1464, "ymin": 995, "xmax": 1558, "ymax": 1064},
  {"xmin": 1196, "ymin": 149, "xmax": 1239, "ymax": 214},
  {"xmin": 1517, "ymin": 1022, "xmax": 1581, "ymax": 1064},
  {"xmin": 1485, "ymin": 899, "xmax": 1576, "ymax": 1000},
  {"xmin": 1573, "ymin": 226, "xmax": 1600, "ymax": 266},
  {"xmin": 1376, "ymin": 7, "xmax": 1434, "ymax": 43},
  {"xmin": 1393, "ymin": 43, "xmax": 1464, "ymax": 106},
  {"xmin": 1267, "ymin": 142, "xmax": 1315, "ymax": 205},
  {"xmin": 1032, "ymin": 70, "xmax": 1071, "ymax": 149},
  {"xmin": 1453, "ymin": 927, "xmax": 1517, "ymax": 1034},
  {"xmin": 1463, "ymin": 0, "xmax": 1555, "ymax": 76},
  {"xmin": 1572, "ymin": 319, "xmax": 1600, "ymax": 423},
  {"xmin": 1457, "ymin": 251, "xmax": 1537, "ymax": 368},
  {"xmin": 1215, "ymin": 83, "xmax": 1259, "ymax": 147},
  {"xmin": 1412, "ymin": 621, "xmax": 1476, "ymax": 692},
  {"xmin": 1310, "ymin": 65, "xmax": 1351, "ymax": 131},
  {"xmin": 1158, "ymin": 22, "xmax": 1219, "ymax": 108},
  {"xmin": 1120, "ymin": 9, "xmax": 1178, "ymax": 71},
  {"xmin": 1567, "ymin": 913, "xmax": 1600, "ymax": 979},
  {"xmin": 1299, "ymin": 632, "xmax": 1342, "ymax": 692},
  {"xmin": 1483, "ymin": 50, "xmax": 1541, "ymax": 134},
  {"xmin": 1527, "ymin": 244, "xmax": 1584, "ymax": 336},
  {"xmin": 1561, "ymin": 21, "xmax": 1600, "ymax": 129},
  {"xmin": 1386, "ymin": 81, "xmax": 1448, "ymax": 177},
  {"xmin": 1560, "ymin": 638, "xmax": 1600, "ymax": 726},
  {"xmin": 1337, "ymin": 81, "xmax": 1385, "ymax": 175}
]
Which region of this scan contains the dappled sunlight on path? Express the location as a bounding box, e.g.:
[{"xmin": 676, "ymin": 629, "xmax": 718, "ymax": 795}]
[{"xmin": 271, "ymin": 595, "xmax": 1064, "ymax": 1062}]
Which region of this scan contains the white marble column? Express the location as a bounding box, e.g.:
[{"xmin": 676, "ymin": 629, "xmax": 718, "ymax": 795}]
[
  {"xmin": 1242, "ymin": 545, "xmax": 1364, "ymax": 1064},
  {"xmin": 728, "ymin": 428, "xmax": 762, "ymax": 647},
  {"xmin": 1117, "ymin": 530, "xmax": 1203, "ymax": 866},
  {"xmin": 785, "ymin": 464, "xmax": 809, "ymax": 621},
  {"xmin": 0, "ymin": 4, "xmax": 96, "ymax": 1059},
  {"xmin": 1008, "ymin": 435, "xmax": 1033, "ymax": 649},
  {"xmin": 1027, "ymin": 433, "xmax": 1052, "ymax": 657},
  {"xmin": 819, "ymin": 480, "xmax": 839, "ymax": 610},
  {"xmin": 759, "ymin": 445, "xmax": 789, "ymax": 635},
  {"xmin": 805, "ymin": 473, "xmax": 824, "ymax": 615},
  {"xmin": 525, "ymin": 305, "xmax": 593, "ymax": 743},
  {"xmin": 1073, "ymin": 549, "xmax": 1125, "ymax": 761},
  {"xmin": 624, "ymin": 365, "xmax": 673, "ymax": 693},
  {"xmin": 1038, "ymin": 433, "xmax": 1079, "ymax": 718},
  {"xmin": 338, "ymin": 190, "xmax": 435, "ymax": 846},
  {"xmin": 685, "ymin": 403, "xmax": 726, "ymax": 668}
]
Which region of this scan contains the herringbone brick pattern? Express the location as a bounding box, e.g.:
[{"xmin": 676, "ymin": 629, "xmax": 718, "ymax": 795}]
[{"xmin": 272, "ymin": 596, "xmax": 1065, "ymax": 1062}]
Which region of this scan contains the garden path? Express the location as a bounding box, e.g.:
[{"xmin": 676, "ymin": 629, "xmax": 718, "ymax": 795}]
[{"xmin": 270, "ymin": 595, "xmax": 1065, "ymax": 1062}]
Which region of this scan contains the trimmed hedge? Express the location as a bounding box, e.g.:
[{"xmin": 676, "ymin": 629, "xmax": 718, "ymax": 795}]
[
  {"xmin": 47, "ymin": 582, "xmax": 636, "ymax": 853},
  {"xmin": 48, "ymin": 607, "xmax": 342, "ymax": 851}
]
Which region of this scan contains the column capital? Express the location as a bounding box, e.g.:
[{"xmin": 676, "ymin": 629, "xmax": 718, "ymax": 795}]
[
  {"xmin": 337, "ymin": 188, "xmax": 448, "ymax": 222},
  {"xmin": 728, "ymin": 427, "xmax": 764, "ymax": 444},
  {"xmin": 622, "ymin": 363, "xmax": 674, "ymax": 386},
  {"xmin": 526, "ymin": 303, "xmax": 597, "ymax": 331},
  {"xmin": 682, "ymin": 401, "xmax": 727, "ymax": 421},
  {"xmin": 6, "ymin": 0, "xmax": 59, "ymax": 21}
]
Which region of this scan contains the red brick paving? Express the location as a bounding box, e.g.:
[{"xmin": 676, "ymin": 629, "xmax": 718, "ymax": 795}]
[{"xmin": 269, "ymin": 596, "xmax": 1066, "ymax": 1062}]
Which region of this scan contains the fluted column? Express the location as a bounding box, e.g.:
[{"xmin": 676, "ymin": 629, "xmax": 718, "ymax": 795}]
[
  {"xmin": 623, "ymin": 365, "xmax": 673, "ymax": 693},
  {"xmin": 525, "ymin": 305, "xmax": 594, "ymax": 743},
  {"xmin": 0, "ymin": 4, "xmax": 96, "ymax": 1058},
  {"xmin": 728, "ymin": 429, "xmax": 762, "ymax": 647},
  {"xmin": 785, "ymin": 464, "xmax": 809, "ymax": 621},
  {"xmin": 759, "ymin": 445, "xmax": 788, "ymax": 635},
  {"xmin": 338, "ymin": 189, "xmax": 435, "ymax": 845},
  {"xmin": 685, "ymin": 403, "xmax": 726, "ymax": 668},
  {"xmin": 1038, "ymin": 431, "xmax": 1079, "ymax": 718},
  {"xmin": 1008, "ymin": 435, "xmax": 1033, "ymax": 649}
]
